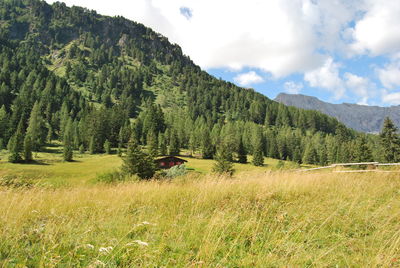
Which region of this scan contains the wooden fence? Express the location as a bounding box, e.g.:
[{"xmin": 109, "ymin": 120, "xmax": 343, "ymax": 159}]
[{"xmin": 300, "ymin": 162, "xmax": 400, "ymax": 173}]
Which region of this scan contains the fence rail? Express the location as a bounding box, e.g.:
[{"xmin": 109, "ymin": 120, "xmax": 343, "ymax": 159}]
[{"xmin": 300, "ymin": 162, "xmax": 400, "ymax": 172}]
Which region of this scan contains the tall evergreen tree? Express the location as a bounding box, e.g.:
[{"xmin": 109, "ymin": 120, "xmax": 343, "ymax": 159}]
[
  {"xmin": 23, "ymin": 134, "xmax": 33, "ymax": 162},
  {"xmin": 63, "ymin": 119, "xmax": 74, "ymax": 162},
  {"xmin": 158, "ymin": 133, "xmax": 168, "ymax": 156},
  {"xmin": 201, "ymin": 131, "xmax": 214, "ymax": 159},
  {"xmin": 104, "ymin": 139, "xmax": 111, "ymax": 154},
  {"xmin": 26, "ymin": 102, "xmax": 46, "ymax": 151},
  {"xmin": 237, "ymin": 137, "xmax": 247, "ymax": 163},
  {"xmin": 213, "ymin": 143, "xmax": 234, "ymax": 175},
  {"xmin": 121, "ymin": 139, "xmax": 155, "ymax": 179},
  {"xmin": 252, "ymin": 129, "xmax": 264, "ymax": 166},
  {"xmin": 8, "ymin": 119, "xmax": 24, "ymax": 163},
  {"xmin": 380, "ymin": 117, "xmax": 400, "ymax": 162},
  {"xmin": 168, "ymin": 130, "xmax": 180, "ymax": 156}
]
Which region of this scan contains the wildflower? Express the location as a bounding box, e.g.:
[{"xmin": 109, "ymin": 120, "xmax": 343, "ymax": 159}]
[
  {"xmin": 99, "ymin": 246, "xmax": 113, "ymax": 254},
  {"xmin": 86, "ymin": 244, "xmax": 95, "ymax": 250},
  {"xmin": 133, "ymin": 240, "xmax": 149, "ymax": 246}
]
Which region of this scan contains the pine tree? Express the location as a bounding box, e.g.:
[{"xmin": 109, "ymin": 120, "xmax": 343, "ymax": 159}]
[
  {"xmin": 8, "ymin": 119, "xmax": 24, "ymax": 163},
  {"xmin": 355, "ymin": 136, "xmax": 373, "ymax": 162},
  {"xmin": 89, "ymin": 136, "xmax": 95, "ymax": 155},
  {"xmin": 79, "ymin": 144, "xmax": 85, "ymax": 154},
  {"xmin": 147, "ymin": 131, "xmax": 158, "ymax": 157},
  {"xmin": 104, "ymin": 139, "xmax": 111, "ymax": 154},
  {"xmin": 158, "ymin": 133, "xmax": 167, "ymax": 156},
  {"xmin": 302, "ymin": 143, "xmax": 317, "ymax": 164},
  {"xmin": 212, "ymin": 143, "xmax": 234, "ymax": 175},
  {"xmin": 23, "ymin": 134, "xmax": 33, "ymax": 162},
  {"xmin": 121, "ymin": 139, "xmax": 155, "ymax": 179},
  {"xmin": 201, "ymin": 131, "xmax": 214, "ymax": 159},
  {"xmin": 63, "ymin": 119, "xmax": 74, "ymax": 162},
  {"xmin": 237, "ymin": 137, "xmax": 247, "ymax": 163},
  {"xmin": 380, "ymin": 117, "xmax": 400, "ymax": 162},
  {"xmin": 252, "ymin": 129, "xmax": 264, "ymax": 166},
  {"xmin": 168, "ymin": 130, "xmax": 180, "ymax": 156},
  {"xmin": 26, "ymin": 101, "xmax": 46, "ymax": 151}
]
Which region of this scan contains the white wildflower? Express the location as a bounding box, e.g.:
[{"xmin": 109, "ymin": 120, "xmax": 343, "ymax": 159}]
[
  {"xmin": 133, "ymin": 240, "xmax": 149, "ymax": 246},
  {"xmin": 86, "ymin": 244, "xmax": 95, "ymax": 250},
  {"xmin": 99, "ymin": 246, "xmax": 113, "ymax": 254}
]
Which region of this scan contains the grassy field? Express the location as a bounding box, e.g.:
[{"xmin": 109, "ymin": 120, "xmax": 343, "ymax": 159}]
[
  {"xmin": 0, "ymin": 148, "xmax": 304, "ymax": 186},
  {"xmin": 1, "ymin": 151, "xmax": 399, "ymax": 266},
  {"xmin": 1, "ymin": 172, "xmax": 399, "ymax": 267}
]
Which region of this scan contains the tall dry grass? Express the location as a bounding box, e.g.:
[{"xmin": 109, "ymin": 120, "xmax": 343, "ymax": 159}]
[{"xmin": 0, "ymin": 172, "xmax": 399, "ymax": 267}]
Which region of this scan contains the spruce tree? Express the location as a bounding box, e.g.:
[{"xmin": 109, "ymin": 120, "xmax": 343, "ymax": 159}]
[
  {"xmin": 8, "ymin": 119, "xmax": 24, "ymax": 163},
  {"xmin": 355, "ymin": 136, "xmax": 373, "ymax": 162},
  {"xmin": 158, "ymin": 133, "xmax": 168, "ymax": 156},
  {"xmin": 121, "ymin": 139, "xmax": 155, "ymax": 179},
  {"xmin": 168, "ymin": 131, "xmax": 180, "ymax": 156},
  {"xmin": 380, "ymin": 117, "xmax": 400, "ymax": 162},
  {"xmin": 237, "ymin": 137, "xmax": 247, "ymax": 163},
  {"xmin": 212, "ymin": 143, "xmax": 234, "ymax": 175},
  {"xmin": 302, "ymin": 143, "xmax": 317, "ymax": 164},
  {"xmin": 201, "ymin": 131, "xmax": 214, "ymax": 159},
  {"xmin": 26, "ymin": 101, "xmax": 46, "ymax": 151},
  {"xmin": 23, "ymin": 134, "xmax": 33, "ymax": 162},
  {"xmin": 252, "ymin": 128, "xmax": 264, "ymax": 166},
  {"xmin": 63, "ymin": 119, "xmax": 74, "ymax": 162},
  {"xmin": 147, "ymin": 131, "xmax": 158, "ymax": 157},
  {"xmin": 104, "ymin": 139, "xmax": 111, "ymax": 154}
]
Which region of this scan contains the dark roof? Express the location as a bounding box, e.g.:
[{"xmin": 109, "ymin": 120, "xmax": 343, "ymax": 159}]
[{"xmin": 155, "ymin": 156, "xmax": 188, "ymax": 162}]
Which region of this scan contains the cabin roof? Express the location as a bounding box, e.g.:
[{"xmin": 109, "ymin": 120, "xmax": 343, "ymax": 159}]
[{"xmin": 154, "ymin": 156, "xmax": 188, "ymax": 162}]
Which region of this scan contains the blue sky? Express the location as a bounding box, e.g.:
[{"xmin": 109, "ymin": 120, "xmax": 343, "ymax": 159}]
[{"xmin": 45, "ymin": 0, "xmax": 400, "ymax": 106}]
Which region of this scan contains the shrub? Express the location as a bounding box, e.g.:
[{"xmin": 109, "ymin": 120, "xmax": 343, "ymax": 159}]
[
  {"xmin": 165, "ymin": 164, "xmax": 188, "ymax": 178},
  {"xmin": 96, "ymin": 170, "xmax": 133, "ymax": 183}
]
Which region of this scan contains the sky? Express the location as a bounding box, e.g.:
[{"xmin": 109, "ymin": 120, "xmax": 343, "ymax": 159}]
[{"xmin": 45, "ymin": 0, "xmax": 400, "ymax": 106}]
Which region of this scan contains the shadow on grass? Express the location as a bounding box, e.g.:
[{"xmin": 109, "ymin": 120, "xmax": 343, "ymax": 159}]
[{"xmin": 24, "ymin": 160, "xmax": 51, "ymax": 166}]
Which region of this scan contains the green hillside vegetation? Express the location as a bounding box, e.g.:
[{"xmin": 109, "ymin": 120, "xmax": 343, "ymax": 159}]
[{"xmin": 0, "ymin": 0, "xmax": 394, "ymax": 169}]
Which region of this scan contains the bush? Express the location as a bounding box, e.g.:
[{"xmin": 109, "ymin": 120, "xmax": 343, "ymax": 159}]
[
  {"xmin": 165, "ymin": 164, "xmax": 188, "ymax": 178},
  {"xmin": 96, "ymin": 170, "xmax": 135, "ymax": 184}
]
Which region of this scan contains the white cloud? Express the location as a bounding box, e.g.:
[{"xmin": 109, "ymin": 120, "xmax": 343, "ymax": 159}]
[
  {"xmin": 304, "ymin": 58, "xmax": 375, "ymax": 103},
  {"xmin": 382, "ymin": 90, "xmax": 400, "ymax": 106},
  {"xmin": 233, "ymin": 71, "xmax": 264, "ymax": 87},
  {"xmin": 377, "ymin": 60, "xmax": 400, "ymax": 89},
  {"xmin": 349, "ymin": 0, "xmax": 400, "ymax": 56},
  {"xmin": 284, "ymin": 81, "xmax": 303, "ymax": 94},
  {"xmin": 304, "ymin": 58, "xmax": 345, "ymax": 99},
  {"xmin": 344, "ymin": 73, "xmax": 374, "ymax": 105}
]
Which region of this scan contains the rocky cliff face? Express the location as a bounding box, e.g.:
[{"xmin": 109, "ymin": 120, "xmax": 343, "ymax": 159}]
[{"xmin": 275, "ymin": 93, "xmax": 400, "ymax": 133}]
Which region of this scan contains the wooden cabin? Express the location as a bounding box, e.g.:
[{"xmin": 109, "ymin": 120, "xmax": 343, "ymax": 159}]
[{"xmin": 155, "ymin": 156, "xmax": 187, "ymax": 169}]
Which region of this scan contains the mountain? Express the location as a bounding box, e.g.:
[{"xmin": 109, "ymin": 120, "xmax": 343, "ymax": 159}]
[
  {"xmin": 275, "ymin": 93, "xmax": 400, "ymax": 133},
  {"xmin": 0, "ymin": 0, "xmax": 375, "ymax": 166}
]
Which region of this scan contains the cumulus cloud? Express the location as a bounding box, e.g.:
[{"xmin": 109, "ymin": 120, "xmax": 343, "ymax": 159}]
[
  {"xmin": 304, "ymin": 58, "xmax": 375, "ymax": 103},
  {"xmin": 233, "ymin": 71, "xmax": 264, "ymax": 87},
  {"xmin": 344, "ymin": 73, "xmax": 375, "ymax": 105},
  {"xmin": 349, "ymin": 0, "xmax": 400, "ymax": 56},
  {"xmin": 284, "ymin": 81, "xmax": 303, "ymax": 94},
  {"xmin": 304, "ymin": 58, "xmax": 345, "ymax": 99},
  {"xmin": 376, "ymin": 60, "xmax": 400, "ymax": 89},
  {"xmin": 382, "ymin": 90, "xmax": 400, "ymax": 106}
]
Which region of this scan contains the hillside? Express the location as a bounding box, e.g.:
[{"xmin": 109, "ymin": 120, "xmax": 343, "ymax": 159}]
[
  {"xmin": 275, "ymin": 93, "xmax": 400, "ymax": 133},
  {"xmin": 0, "ymin": 0, "xmax": 380, "ymax": 166}
]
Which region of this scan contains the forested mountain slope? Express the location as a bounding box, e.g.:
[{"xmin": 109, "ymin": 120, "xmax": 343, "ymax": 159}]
[
  {"xmin": 275, "ymin": 93, "xmax": 400, "ymax": 133},
  {"xmin": 0, "ymin": 0, "xmax": 382, "ymax": 165}
]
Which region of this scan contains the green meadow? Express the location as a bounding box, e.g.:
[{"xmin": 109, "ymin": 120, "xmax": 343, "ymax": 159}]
[{"xmin": 1, "ymin": 150, "xmax": 399, "ymax": 267}]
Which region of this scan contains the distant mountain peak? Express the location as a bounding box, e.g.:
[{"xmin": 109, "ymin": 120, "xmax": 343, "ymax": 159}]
[{"xmin": 275, "ymin": 93, "xmax": 400, "ymax": 133}]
